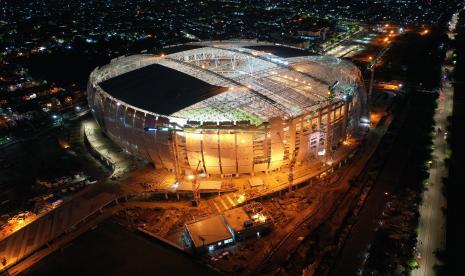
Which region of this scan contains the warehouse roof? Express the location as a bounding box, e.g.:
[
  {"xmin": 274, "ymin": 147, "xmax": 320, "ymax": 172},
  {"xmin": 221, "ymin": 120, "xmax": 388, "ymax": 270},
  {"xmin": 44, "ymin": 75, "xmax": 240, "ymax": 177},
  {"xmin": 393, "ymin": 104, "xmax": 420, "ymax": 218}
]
[{"xmin": 185, "ymin": 215, "xmax": 233, "ymax": 248}]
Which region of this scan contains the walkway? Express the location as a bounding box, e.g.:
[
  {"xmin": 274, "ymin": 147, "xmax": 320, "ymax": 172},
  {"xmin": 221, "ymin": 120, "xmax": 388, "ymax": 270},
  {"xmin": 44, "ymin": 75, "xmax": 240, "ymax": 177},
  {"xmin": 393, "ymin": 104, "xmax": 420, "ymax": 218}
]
[{"xmin": 83, "ymin": 120, "xmax": 137, "ymax": 178}]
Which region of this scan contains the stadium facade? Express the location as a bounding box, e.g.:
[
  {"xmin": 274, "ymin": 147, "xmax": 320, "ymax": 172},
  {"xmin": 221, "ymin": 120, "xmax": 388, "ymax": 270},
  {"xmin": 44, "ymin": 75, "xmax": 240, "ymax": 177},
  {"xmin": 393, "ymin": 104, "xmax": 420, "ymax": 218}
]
[{"xmin": 87, "ymin": 41, "xmax": 366, "ymax": 177}]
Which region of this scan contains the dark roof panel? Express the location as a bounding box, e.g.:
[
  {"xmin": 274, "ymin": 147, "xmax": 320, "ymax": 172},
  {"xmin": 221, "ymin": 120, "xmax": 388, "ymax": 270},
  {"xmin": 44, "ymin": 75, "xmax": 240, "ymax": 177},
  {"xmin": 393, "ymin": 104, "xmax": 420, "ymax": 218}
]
[{"xmin": 99, "ymin": 63, "xmax": 227, "ymax": 115}]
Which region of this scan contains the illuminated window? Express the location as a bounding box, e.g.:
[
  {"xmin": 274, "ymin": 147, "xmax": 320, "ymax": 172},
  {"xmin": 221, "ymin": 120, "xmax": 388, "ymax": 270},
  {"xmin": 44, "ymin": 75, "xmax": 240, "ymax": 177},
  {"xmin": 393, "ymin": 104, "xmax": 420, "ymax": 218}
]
[{"xmin": 224, "ymin": 238, "xmax": 233, "ymax": 244}]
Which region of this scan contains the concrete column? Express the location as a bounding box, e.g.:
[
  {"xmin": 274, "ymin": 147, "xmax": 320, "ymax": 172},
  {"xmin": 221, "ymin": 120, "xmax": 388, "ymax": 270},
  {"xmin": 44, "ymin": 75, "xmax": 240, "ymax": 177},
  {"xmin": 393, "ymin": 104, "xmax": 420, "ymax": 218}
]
[
  {"xmin": 342, "ymin": 101, "xmax": 349, "ymax": 140},
  {"xmin": 234, "ymin": 132, "xmax": 239, "ymax": 174},
  {"xmin": 317, "ymin": 108, "xmax": 322, "ymax": 155},
  {"xmin": 288, "ymin": 118, "xmax": 297, "ymax": 161},
  {"xmin": 217, "ymin": 130, "xmax": 222, "ymax": 175},
  {"xmin": 200, "ymin": 131, "xmax": 207, "ymax": 174},
  {"xmin": 325, "ymin": 105, "xmax": 332, "ymax": 154}
]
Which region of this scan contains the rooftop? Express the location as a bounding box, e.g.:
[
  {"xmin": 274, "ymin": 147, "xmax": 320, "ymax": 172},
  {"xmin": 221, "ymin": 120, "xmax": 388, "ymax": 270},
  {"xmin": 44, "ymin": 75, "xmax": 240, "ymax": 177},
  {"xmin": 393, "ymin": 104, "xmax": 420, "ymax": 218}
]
[
  {"xmin": 185, "ymin": 215, "xmax": 233, "ymax": 248},
  {"xmin": 244, "ymin": 45, "xmax": 309, "ymax": 58},
  {"xmin": 223, "ymin": 207, "xmax": 251, "ymax": 233}
]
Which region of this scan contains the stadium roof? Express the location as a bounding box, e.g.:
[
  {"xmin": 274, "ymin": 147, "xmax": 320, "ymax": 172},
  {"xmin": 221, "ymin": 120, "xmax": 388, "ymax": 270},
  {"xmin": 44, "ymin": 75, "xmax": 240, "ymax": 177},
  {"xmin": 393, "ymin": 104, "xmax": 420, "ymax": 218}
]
[
  {"xmin": 94, "ymin": 41, "xmax": 362, "ymax": 125},
  {"xmin": 99, "ymin": 63, "xmax": 227, "ymax": 115},
  {"xmin": 244, "ymin": 45, "xmax": 310, "ymax": 58}
]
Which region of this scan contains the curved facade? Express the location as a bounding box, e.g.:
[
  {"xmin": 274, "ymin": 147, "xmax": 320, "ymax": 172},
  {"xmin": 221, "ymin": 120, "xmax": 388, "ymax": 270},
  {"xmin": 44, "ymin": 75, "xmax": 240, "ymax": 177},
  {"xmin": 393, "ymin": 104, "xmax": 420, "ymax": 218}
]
[{"xmin": 87, "ymin": 40, "xmax": 366, "ymax": 176}]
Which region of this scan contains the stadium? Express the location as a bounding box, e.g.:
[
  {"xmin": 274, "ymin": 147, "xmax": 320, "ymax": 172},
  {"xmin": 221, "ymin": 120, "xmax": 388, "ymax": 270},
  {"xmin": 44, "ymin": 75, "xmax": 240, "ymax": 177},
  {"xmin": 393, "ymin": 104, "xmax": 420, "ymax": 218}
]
[{"xmin": 87, "ymin": 40, "xmax": 366, "ymax": 178}]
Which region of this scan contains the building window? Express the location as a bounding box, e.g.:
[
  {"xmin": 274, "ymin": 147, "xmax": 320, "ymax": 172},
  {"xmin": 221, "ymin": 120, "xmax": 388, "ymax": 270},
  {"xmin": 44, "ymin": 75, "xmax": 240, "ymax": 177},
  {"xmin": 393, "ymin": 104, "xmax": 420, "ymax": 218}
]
[{"xmin": 224, "ymin": 238, "xmax": 233, "ymax": 244}]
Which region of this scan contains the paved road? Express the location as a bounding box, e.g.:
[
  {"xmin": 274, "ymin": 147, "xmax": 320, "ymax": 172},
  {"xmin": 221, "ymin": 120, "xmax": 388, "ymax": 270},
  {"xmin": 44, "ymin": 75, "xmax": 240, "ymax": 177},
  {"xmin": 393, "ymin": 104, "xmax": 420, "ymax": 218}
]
[{"xmin": 411, "ymin": 55, "xmax": 452, "ymax": 276}]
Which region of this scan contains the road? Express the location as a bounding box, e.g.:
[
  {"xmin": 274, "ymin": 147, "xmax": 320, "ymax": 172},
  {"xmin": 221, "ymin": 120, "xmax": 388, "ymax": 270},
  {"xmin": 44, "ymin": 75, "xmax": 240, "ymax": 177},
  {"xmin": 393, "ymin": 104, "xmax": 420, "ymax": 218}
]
[{"xmin": 411, "ymin": 55, "xmax": 452, "ymax": 276}]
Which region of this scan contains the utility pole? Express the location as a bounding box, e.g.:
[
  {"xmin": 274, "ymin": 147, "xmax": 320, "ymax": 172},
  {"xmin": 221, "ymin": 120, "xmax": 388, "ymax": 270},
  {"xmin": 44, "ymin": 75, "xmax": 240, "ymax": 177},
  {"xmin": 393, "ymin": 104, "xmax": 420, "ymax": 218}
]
[
  {"xmin": 368, "ymin": 44, "xmax": 391, "ymax": 104},
  {"xmin": 368, "ymin": 66, "xmax": 375, "ymax": 101}
]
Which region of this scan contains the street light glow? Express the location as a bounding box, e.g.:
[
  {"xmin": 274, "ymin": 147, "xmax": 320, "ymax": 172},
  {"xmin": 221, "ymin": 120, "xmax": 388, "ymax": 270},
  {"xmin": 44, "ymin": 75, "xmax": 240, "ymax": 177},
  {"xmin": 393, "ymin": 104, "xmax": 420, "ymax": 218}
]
[{"xmin": 236, "ymin": 194, "xmax": 246, "ymax": 203}]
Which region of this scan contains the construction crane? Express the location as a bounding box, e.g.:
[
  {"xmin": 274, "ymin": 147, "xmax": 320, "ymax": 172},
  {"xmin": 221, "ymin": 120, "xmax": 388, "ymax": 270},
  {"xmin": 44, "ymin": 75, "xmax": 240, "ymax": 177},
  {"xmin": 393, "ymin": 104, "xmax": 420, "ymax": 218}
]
[{"xmin": 367, "ymin": 44, "xmax": 391, "ymax": 101}]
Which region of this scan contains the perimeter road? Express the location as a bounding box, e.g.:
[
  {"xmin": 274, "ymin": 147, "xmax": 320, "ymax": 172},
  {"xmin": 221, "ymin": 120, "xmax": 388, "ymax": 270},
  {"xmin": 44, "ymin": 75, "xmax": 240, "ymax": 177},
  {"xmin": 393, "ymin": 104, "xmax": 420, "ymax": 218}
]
[{"xmin": 411, "ymin": 51, "xmax": 452, "ymax": 276}]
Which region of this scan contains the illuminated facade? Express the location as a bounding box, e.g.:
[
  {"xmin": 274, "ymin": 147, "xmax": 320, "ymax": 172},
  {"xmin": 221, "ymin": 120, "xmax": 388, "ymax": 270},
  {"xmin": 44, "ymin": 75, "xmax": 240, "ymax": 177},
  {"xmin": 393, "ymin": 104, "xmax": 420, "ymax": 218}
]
[{"xmin": 88, "ymin": 41, "xmax": 366, "ymax": 177}]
